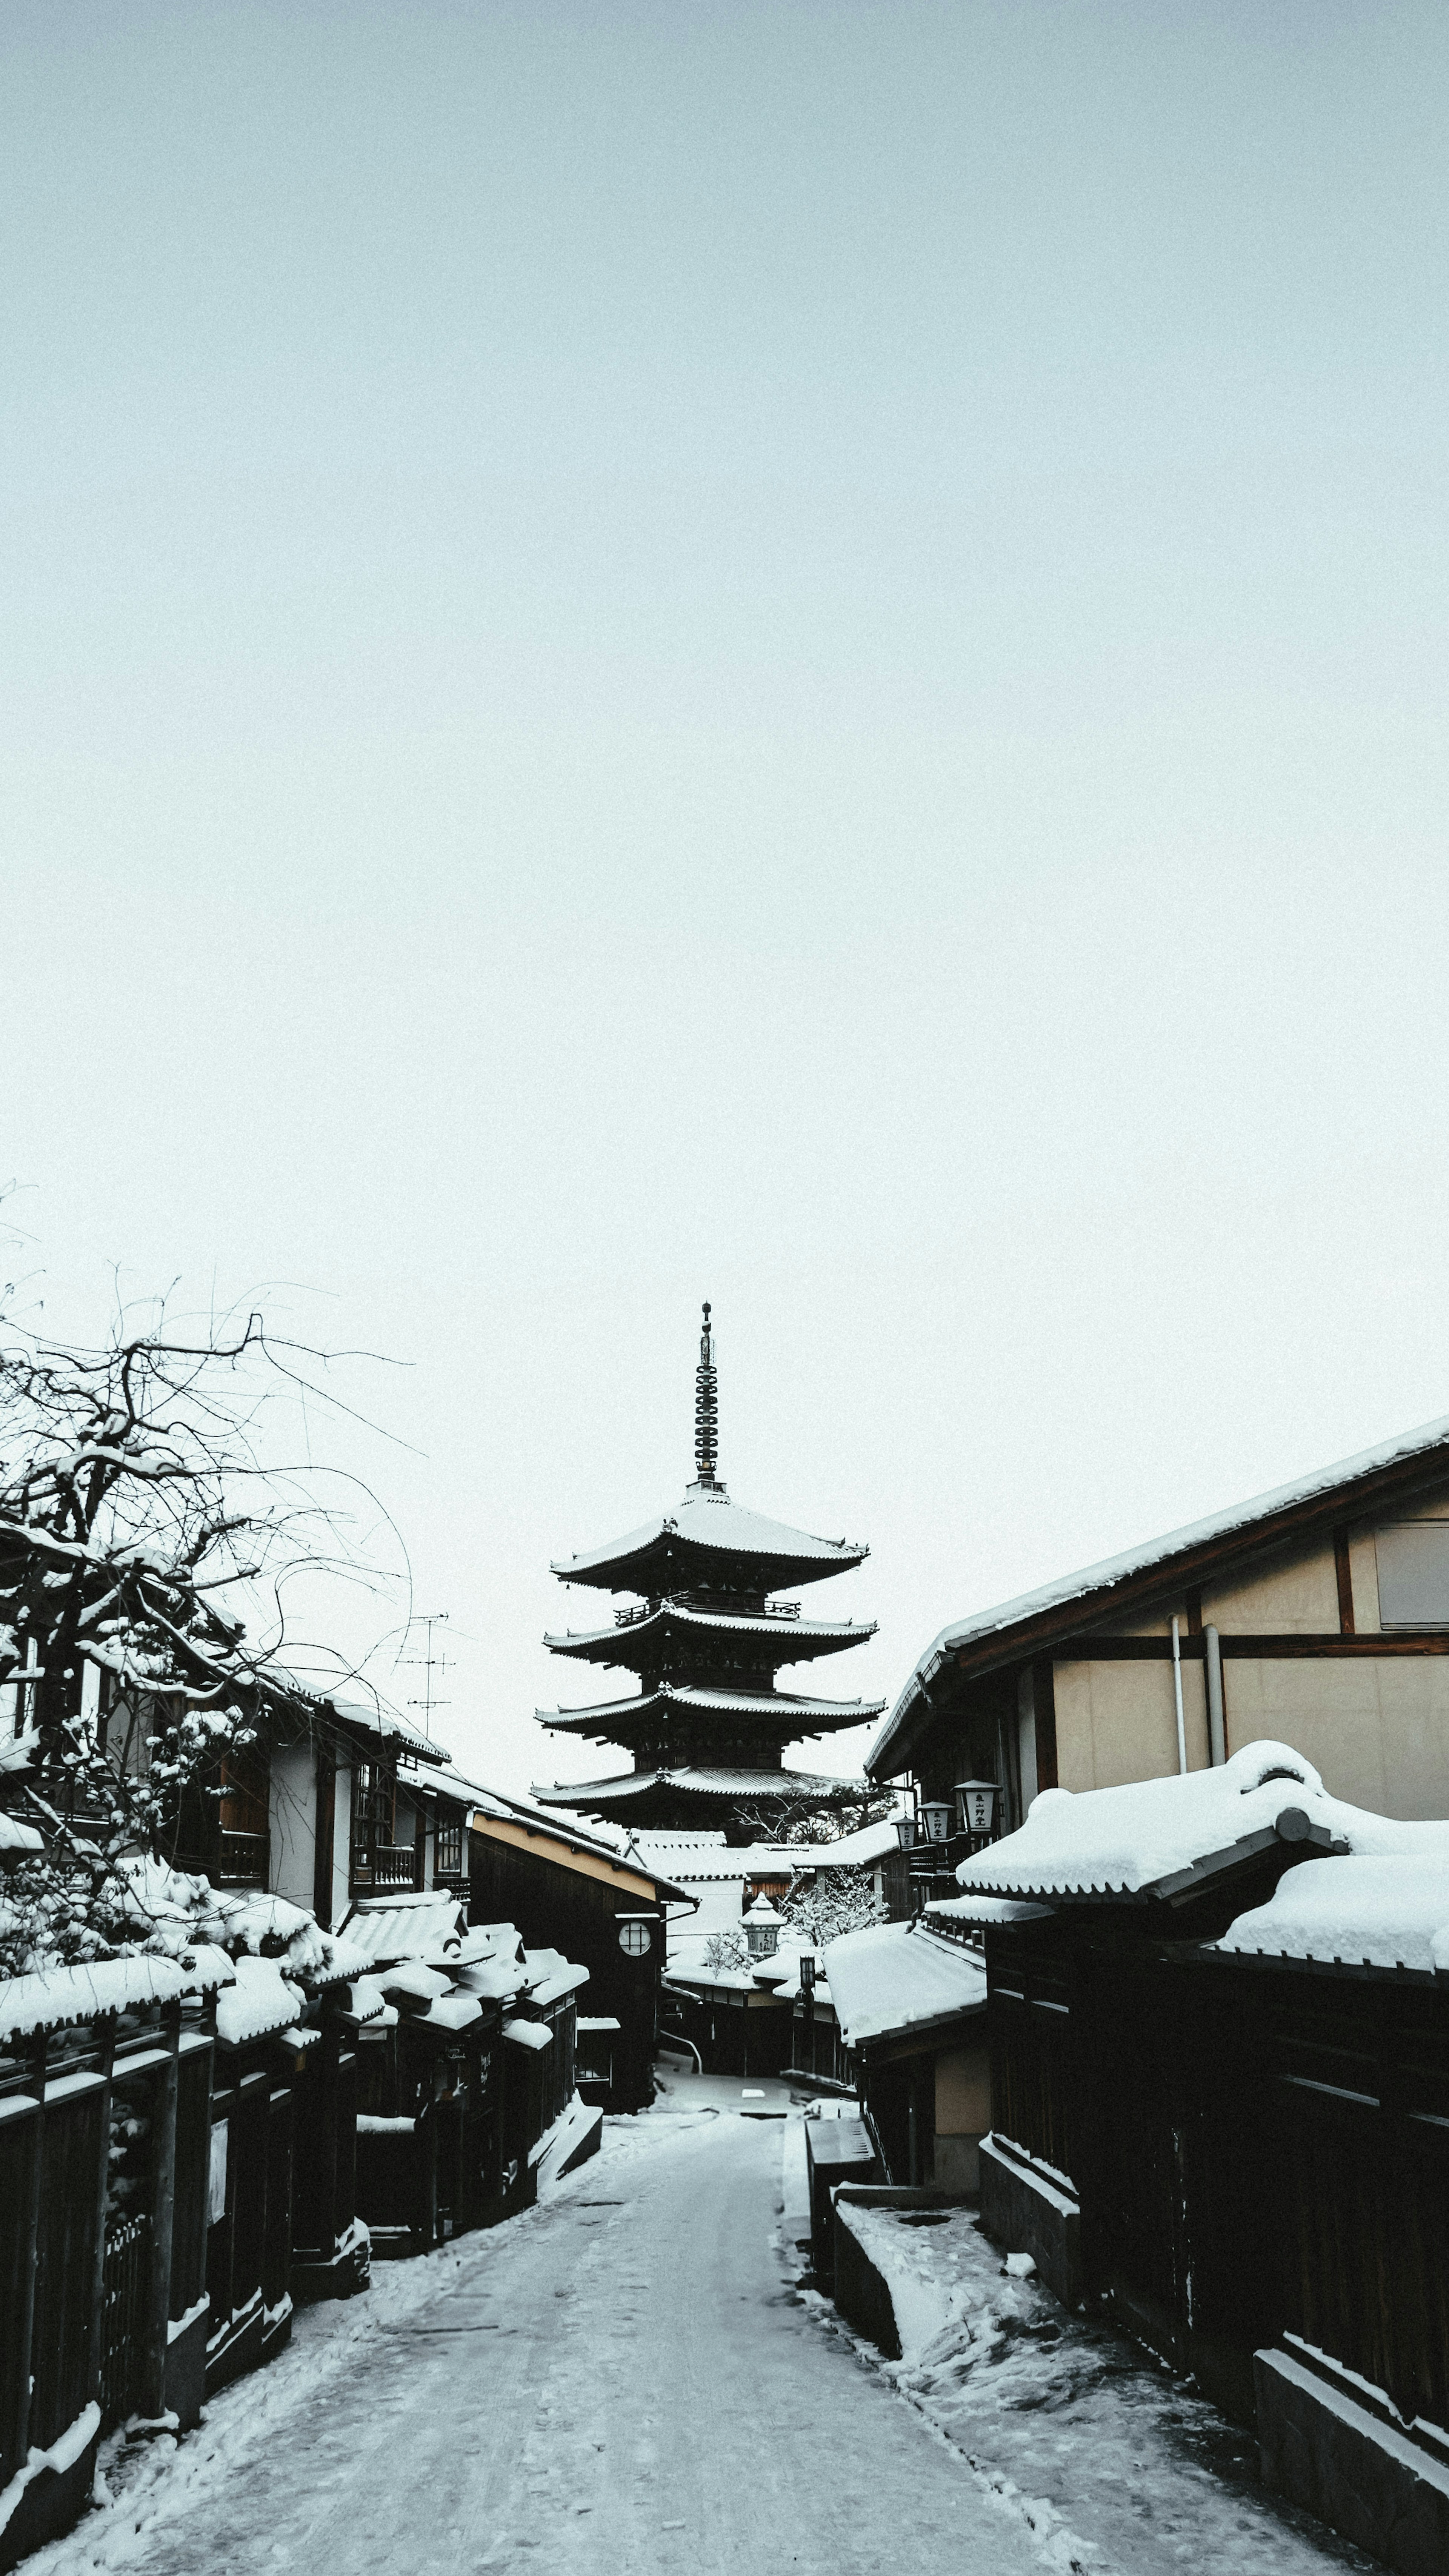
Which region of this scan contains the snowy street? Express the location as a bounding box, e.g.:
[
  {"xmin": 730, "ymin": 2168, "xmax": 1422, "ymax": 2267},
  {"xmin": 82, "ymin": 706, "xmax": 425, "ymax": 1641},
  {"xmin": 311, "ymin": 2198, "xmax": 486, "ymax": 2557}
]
[{"xmin": 43, "ymin": 2091, "xmax": 1040, "ymax": 2576}]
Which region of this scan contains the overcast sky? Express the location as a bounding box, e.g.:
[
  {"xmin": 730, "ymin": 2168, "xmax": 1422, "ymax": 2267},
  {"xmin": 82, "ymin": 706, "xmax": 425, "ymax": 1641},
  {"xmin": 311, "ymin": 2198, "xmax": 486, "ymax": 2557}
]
[{"xmin": 5, "ymin": 2, "xmax": 1449, "ymax": 1800}]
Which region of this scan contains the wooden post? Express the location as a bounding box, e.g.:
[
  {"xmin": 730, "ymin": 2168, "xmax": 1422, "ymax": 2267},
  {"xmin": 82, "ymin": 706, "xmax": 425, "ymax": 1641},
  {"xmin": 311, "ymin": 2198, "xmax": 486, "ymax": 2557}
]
[
  {"xmin": 85, "ymin": 2022, "xmax": 116, "ymax": 2410},
  {"xmin": 313, "ymin": 1745, "xmax": 337, "ymax": 1930},
  {"xmin": 317, "ymin": 2000, "xmax": 341, "ymax": 2266},
  {"xmin": 140, "ymin": 2005, "xmax": 180, "ymax": 2423},
  {"xmin": 10, "ymin": 2031, "xmax": 47, "ymax": 2474}
]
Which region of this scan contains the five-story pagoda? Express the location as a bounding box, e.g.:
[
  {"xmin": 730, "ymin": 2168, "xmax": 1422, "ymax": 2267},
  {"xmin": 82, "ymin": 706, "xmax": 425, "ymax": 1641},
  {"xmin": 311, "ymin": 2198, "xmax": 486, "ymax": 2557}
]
[{"xmin": 533, "ymin": 1307, "xmax": 882, "ymax": 1842}]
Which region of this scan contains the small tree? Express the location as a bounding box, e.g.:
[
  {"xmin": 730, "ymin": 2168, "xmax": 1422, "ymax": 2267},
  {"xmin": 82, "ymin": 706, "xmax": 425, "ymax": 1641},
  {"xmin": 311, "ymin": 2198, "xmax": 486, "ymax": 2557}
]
[
  {"xmin": 0, "ymin": 1292, "xmax": 395, "ymax": 1974},
  {"xmin": 779, "ymin": 1862, "xmax": 884, "ymax": 1949},
  {"xmin": 703, "ymin": 1928, "xmax": 748, "ymax": 1977}
]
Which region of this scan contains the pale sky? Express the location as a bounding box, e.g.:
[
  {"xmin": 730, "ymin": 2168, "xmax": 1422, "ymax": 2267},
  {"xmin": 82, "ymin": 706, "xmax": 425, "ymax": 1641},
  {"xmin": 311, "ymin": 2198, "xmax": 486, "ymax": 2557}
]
[{"xmin": 5, "ymin": 2, "xmax": 1449, "ymax": 1800}]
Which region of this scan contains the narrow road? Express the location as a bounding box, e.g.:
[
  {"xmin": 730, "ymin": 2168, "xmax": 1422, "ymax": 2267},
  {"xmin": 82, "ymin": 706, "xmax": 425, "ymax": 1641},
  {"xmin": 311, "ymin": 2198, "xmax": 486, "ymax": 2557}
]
[{"xmin": 111, "ymin": 2102, "xmax": 1042, "ymax": 2576}]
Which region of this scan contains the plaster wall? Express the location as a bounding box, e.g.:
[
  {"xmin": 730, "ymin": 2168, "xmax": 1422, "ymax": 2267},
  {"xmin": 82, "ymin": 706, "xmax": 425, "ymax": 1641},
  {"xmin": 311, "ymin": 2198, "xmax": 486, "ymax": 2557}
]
[
  {"xmin": 1052, "ymin": 1655, "xmax": 1209, "ymax": 1791},
  {"xmin": 268, "ymin": 1741, "xmax": 316, "ymax": 1911},
  {"xmin": 1221, "ymin": 1656, "xmax": 1449, "ymax": 1817},
  {"xmin": 1201, "ymin": 1539, "xmax": 1340, "ymax": 1632}
]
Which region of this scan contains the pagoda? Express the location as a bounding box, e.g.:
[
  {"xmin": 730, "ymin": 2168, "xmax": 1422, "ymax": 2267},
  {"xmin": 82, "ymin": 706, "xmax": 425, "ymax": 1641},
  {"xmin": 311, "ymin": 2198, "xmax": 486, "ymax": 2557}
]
[{"xmin": 532, "ymin": 1306, "xmax": 883, "ymax": 1843}]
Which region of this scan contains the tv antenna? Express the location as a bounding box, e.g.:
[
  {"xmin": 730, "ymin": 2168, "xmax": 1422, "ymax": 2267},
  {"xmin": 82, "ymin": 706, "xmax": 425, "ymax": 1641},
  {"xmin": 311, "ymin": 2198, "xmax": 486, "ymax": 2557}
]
[{"xmin": 402, "ymin": 1612, "xmax": 452, "ymax": 1732}]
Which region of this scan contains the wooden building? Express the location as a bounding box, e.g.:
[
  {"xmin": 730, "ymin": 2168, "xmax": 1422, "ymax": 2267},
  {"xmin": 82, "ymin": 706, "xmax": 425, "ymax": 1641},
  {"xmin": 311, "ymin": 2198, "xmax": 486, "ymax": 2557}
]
[
  {"xmin": 934, "ymin": 1741, "xmax": 1449, "ymax": 2576},
  {"xmin": 872, "ymin": 1414, "xmax": 1449, "ymax": 1834},
  {"xmin": 447, "ymin": 1774, "xmax": 690, "ymax": 2111},
  {"xmin": 821, "ymin": 1918, "xmax": 989, "ymax": 2190}
]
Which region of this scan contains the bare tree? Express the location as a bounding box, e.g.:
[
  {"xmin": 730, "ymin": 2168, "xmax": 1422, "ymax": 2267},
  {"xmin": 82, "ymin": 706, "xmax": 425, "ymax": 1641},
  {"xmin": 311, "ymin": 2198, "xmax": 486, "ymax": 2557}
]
[{"xmin": 0, "ymin": 1290, "xmax": 401, "ymax": 1973}]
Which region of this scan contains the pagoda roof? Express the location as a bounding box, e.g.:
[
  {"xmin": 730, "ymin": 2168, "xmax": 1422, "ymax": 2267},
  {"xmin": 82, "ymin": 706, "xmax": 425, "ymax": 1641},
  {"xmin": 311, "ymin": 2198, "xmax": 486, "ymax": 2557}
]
[
  {"xmin": 551, "ymin": 1484, "xmax": 868, "ymax": 1595},
  {"xmin": 543, "ymin": 1598, "xmax": 877, "ymax": 1665},
  {"xmin": 536, "ymin": 1681, "xmax": 886, "ymax": 1737},
  {"xmin": 532, "ymin": 1763, "xmax": 868, "ymax": 1815}
]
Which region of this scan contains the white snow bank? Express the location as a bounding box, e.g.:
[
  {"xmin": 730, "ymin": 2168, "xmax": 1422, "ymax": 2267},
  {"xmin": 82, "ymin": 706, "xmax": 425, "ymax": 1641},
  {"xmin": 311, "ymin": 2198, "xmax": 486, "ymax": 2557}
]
[
  {"xmin": 0, "ymin": 1955, "xmax": 189, "ymax": 2042},
  {"xmin": 957, "ymin": 1738, "xmax": 1449, "ymax": 1901},
  {"xmin": 1218, "ymin": 1852, "xmax": 1449, "ymax": 1972},
  {"xmin": 823, "ymin": 1920, "xmax": 986, "ymax": 2049},
  {"xmin": 415, "ymin": 1993, "xmax": 482, "ymax": 2032},
  {"xmin": 0, "ymin": 2401, "xmax": 99, "ymax": 2539},
  {"xmin": 214, "ymin": 1956, "xmax": 302, "ymax": 2048}
]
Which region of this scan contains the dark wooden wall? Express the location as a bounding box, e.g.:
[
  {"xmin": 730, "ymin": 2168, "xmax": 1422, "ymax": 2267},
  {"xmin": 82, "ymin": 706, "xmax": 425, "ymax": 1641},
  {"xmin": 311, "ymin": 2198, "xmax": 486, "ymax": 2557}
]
[{"xmin": 468, "ymin": 1831, "xmax": 663, "ymax": 2110}]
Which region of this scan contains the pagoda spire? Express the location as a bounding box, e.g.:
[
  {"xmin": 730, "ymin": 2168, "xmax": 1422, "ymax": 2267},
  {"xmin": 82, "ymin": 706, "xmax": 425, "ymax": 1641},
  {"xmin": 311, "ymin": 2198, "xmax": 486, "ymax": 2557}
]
[{"xmin": 693, "ymin": 1301, "xmax": 721, "ymax": 1489}]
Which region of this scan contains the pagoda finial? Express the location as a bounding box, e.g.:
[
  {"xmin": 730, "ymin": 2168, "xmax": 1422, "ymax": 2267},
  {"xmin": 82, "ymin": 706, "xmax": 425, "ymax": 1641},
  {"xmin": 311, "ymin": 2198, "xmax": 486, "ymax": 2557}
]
[{"xmin": 694, "ymin": 1301, "xmax": 720, "ymax": 1487}]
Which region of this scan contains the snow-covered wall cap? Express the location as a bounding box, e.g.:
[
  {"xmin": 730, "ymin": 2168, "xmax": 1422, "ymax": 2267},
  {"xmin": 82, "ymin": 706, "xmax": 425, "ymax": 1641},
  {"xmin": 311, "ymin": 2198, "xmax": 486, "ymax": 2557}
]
[
  {"xmin": 1217, "ymin": 1853, "xmax": 1449, "ymax": 1974},
  {"xmin": 0, "ymin": 1954, "xmax": 191, "ymax": 2043},
  {"xmin": 503, "ymin": 2016, "xmax": 554, "ymax": 2051},
  {"xmin": 215, "ymin": 1955, "xmax": 302, "ymax": 2048},
  {"xmin": 177, "ymin": 1943, "xmax": 238, "ymax": 1994},
  {"xmin": 417, "ymin": 1992, "xmax": 483, "ymax": 2032},
  {"xmin": 521, "ymin": 1948, "xmax": 589, "ymax": 2006},
  {"xmin": 339, "ymin": 1891, "xmax": 468, "ymax": 1967},
  {"xmin": 953, "ymin": 1739, "xmax": 1449, "ymax": 1903},
  {"xmin": 822, "ymin": 1918, "xmax": 987, "ymax": 2049}
]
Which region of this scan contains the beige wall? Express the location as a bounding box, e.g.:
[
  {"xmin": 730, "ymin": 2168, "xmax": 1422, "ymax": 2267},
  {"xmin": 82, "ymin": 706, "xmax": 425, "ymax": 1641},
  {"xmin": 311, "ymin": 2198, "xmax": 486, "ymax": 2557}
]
[
  {"xmin": 268, "ymin": 1741, "xmax": 317, "ymax": 1910},
  {"xmin": 1201, "ymin": 1535, "xmax": 1340, "ymax": 1632},
  {"xmin": 1054, "ymin": 1654, "xmax": 1209, "ymax": 1792}
]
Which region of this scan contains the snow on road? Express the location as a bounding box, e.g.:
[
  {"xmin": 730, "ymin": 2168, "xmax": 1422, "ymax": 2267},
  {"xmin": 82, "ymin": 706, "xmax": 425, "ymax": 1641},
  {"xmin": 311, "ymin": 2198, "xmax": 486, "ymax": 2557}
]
[{"xmin": 37, "ymin": 2097, "xmax": 1041, "ymax": 2576}]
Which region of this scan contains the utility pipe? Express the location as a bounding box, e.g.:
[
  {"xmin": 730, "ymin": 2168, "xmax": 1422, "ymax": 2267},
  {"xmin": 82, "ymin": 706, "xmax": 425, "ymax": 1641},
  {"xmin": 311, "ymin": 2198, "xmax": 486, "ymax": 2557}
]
[
  {"xmin": 1205, "ymin": 1624, "xmax": 1226, "ymax": 1767},
  {"xmin": 1171, "ymin": 1617, "xmax": 1188, "ymax": 1775}
]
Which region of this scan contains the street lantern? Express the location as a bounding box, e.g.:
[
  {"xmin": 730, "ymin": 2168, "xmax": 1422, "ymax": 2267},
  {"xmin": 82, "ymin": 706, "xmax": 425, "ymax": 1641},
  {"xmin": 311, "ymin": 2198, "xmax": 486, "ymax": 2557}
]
[
  {"xmin": 798, "ymin": 1951, "xmax": 817, "ymax": 1993},
  {"xmin": 893, "ymin": 1814, "xmax": 918, "ymax": 1852},
  {"xmin": 742, "ymin": 1894, "xmax": 784, "ymax": 1960},
  {"xmin": 955, "ymin": 1779, "xmax": 1000, "ymax": 1838},
  {"xmin": 919, "ymin": 1800, "xmax": 952, "ymax": 1846}
]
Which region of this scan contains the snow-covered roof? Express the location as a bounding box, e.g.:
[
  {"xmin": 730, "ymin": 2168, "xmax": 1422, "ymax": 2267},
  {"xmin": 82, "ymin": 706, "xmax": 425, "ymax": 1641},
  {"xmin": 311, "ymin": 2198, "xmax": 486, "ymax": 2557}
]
[
  {"xmin": 427, "ymin": 1765, "xmax": 693, "ymax": 1901},
  {"xmin": 925, "ymin": 1893, "xmax": 1053, "ymax": 1930},
  {"xmin": 872, "ymin": 1409, "xmax": 1449, "ymax": 1777},
  {"xmin": 215, "ymin": 1955, "xmax": 303, "ymax": 2048},
  {"xmin": 538, "ymin": 1681, "xmax": 884, "ymax": 1734},
  {"xmin": 503, "ymin": 2017, "xmax": 553, "ymax": 2052},
  {"xmin": 1217, "ymin": 1853, "xmax": 1449, "ymax": 1974},
  {"xmin": 328, "ymin": 1693, "xmax": 449, "ymax": 1766},
  {"xmin": 0, "ymin": 1812, "xmax": 43, "ymax": 1853},
  {"xmin": 626, "ymin": 1816, "xmax": 897, "ymax": 1882},
  {"xmin": 823, "ymin": 1919, "xmax": 988, "ymax": 2050},
  {"xmin": 522, "ymin": 1948, "xmax": 590, "ymax": 2007},
  {"xmin": 955, "ymin": 1738, "xmax": 1449, "ymax": 1903},
  {"xmin": 545, "ymin": 1600, "xmax": 876, "ymax": 1658},
  {"xmin": 415, "ymin": 1992, "xmax": 483, "ymax": 2032},
  {"xmin": 340, "ymin": 1890, "xmax": 469, "ymax": 1966},
  {"xmin": 0, "ymin": 1953, "xmax": 194, "ymax": 2043},
  {"xmin": 534, "ymin": 1763, "xmax": 867, "ymax": 1812},
  {"xmin": 552, "ymin": 1486, "xmax": 868, "ymax": 1590}
]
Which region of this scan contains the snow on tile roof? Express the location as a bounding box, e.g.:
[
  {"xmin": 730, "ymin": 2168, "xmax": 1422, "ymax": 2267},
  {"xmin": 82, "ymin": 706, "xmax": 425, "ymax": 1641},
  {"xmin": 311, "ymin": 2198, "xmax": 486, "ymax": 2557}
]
[
  {"xmin": 539, "ymin": 1682, "xmax": 885, "ymax": 1732},
  {"xmin": 956, "ymin": 1738, "xmax": 1449, "ymax": 1903},
  {"xmin": 822, "ymin": 1919, "xmax": 988, "ymax": 2050},
  {"xmin": 872, "ymin": 1410, "xmax": 1449, "ymax": 1775},
  {"xmin": 522, "ymin": 1948, "xmax": 590, "ymax": 2006},
  {"xmin": 215, "ymin": 1955, "xmax": 303, "ymax": 2048},
  {"xmin": 1217, "ymin": 1852, "xmax": 1449, "ymax": 1974},
  {"xmin": 0, "ymin": 1954, "xmax": 194, "ymax": 2043},
  {"xmin": 552, "ymin": 1487, "xmax": 868, "ymax": 1583},
  {"xmin": 340, "ymin": 1891, "xmax": 468, "ymax": 1966},
  {"xmin": 545, "ymin": 1600, "xmax": 876, "ymax": 1653},
  {"xmin": 415, "ymin": 1992, "xmax": 483, "ymax": 2032},
  {"xmin": 380, "ymin": 1960, "xmax": 453, "ymax": 2003},
  {"xmin": 925, "ymin": 1893, "xmax": 1053, "ymax": 1930},
  {"xmin": 534, "ymin": 1764, "xmax": 866, "ymax": 1810}
]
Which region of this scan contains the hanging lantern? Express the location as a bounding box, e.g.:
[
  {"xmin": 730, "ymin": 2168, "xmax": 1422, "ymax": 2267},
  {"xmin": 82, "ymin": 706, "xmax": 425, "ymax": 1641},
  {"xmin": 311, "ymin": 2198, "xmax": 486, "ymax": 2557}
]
[
  {"xmin": 955, "ymin": 1779, "xmax": 1000, "ymax": 1838},
  {"xmin": 919, "ymin": 1800, "xmax": 952, "ymax": 1845},
  {"xmin": 743, "ymin": 1894, "xmax": 784, "ymax": 1959}
]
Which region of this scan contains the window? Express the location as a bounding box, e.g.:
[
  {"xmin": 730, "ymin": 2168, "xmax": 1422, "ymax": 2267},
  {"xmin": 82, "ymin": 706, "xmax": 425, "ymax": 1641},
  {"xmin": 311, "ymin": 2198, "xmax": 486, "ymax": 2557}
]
[
  {"xmin": 1375, "ymin": 1523, "xmax": 1449, "ymax": 1628},
  {"xmin": 434, "ymin": 1811, "xmax": 464, "ymax": 1880},
  {"xmin": 618, "ymin": 1920, "xmax": 652, "ymax": 1957}
]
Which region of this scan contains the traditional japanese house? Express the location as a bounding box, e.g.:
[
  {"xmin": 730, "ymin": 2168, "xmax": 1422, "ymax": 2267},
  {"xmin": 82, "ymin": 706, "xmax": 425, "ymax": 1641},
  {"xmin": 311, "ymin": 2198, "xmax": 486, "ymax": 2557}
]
[
  {"xmin": 441, "ymin": 1770, "xmax": 691, "ymax": 2111},
  {"xmin": 339, "ymin": 1890, "xmax": 598, "ymax": 2237},
  {"xmin": 534, "ymin": 1306, "xmax": 882, "ymax": 1842},
  {"xmin": 821, "ymin": 1917, "xmax": 989, "ymax": 2188},
  {"xmin": 872, "ymin": 1413, "xmax": 1449, "ymax": 1845}
]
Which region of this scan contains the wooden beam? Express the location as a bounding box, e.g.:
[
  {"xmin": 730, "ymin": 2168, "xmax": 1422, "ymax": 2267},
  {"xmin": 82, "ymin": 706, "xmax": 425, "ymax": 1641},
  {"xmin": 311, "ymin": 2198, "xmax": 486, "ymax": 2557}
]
[{"xmin": 1334, "ymin": 1526, "xmax": 1356, "ymax": 1635}]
